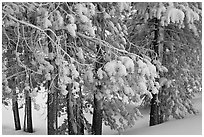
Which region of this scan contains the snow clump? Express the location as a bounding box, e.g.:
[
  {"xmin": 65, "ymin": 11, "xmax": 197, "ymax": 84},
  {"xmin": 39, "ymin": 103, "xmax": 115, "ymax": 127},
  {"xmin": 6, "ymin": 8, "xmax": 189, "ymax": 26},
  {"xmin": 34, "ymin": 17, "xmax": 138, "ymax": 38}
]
[
  {"xmin": 118, "ymin": 56, "xmax": 135, "ymax": 73},
  {"xmin": 104, "ymin": 60, "xmax": 128, "ymax": 77}
]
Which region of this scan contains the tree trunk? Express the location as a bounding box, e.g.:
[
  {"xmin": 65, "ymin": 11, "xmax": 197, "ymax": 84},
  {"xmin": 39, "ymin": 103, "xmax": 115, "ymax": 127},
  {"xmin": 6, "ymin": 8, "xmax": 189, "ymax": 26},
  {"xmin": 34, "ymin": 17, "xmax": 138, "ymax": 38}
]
[
  {"xmin": 47, "ymin": 89, "xmax": 58, "ymax": 135},
  {"xmin": 92, "ymin": 94, "xmax": 103, "ymax": 135},
  {"xmin": 47, "ymin": 29, "xmax": 59, "ymax": 135},
  {"xmin": 66, "ymin": 72, "xmax": 84, "ymax": 134},
  {"xmin": 7, "ymin": 42, "xmax": 21, "ymax": 130},
  {"xmin": 149, "ymin": 17, "xmax": 164, "ymax": 126},
  {"xmin": 67, "ymin": 85, "xmax": 77, "ymax": 135},
  {"xmin": 23, "ymin": 43, "xmax": 33, "ymax": 133},
  {"xmin": 23, "ymin": 89, "xmax": 33, "ymax": 133},
  {"xmin": 76, "ymin": 86, "xmax": 84, "ymax": 135},
  {"xmin": 91, "ymin": 7, "xmax": 105, "ymax": 134},
  {"xmin": 149, "ymin": 94, "xmax": 159, "ymax": 126},
  {"xmin": 47, "ymin": 70, "xmax": 58, "ymax": 134},
  {"xmin": 91, "ymin": 45, "xmax": 104, "ymax": 135},
  {"xmin": 158, "ymin": 89, "xmax": 165, "ymax": 124},
  {"xmin": 12, "ymin": 88, "xmax": 21, "ymax": 130}
]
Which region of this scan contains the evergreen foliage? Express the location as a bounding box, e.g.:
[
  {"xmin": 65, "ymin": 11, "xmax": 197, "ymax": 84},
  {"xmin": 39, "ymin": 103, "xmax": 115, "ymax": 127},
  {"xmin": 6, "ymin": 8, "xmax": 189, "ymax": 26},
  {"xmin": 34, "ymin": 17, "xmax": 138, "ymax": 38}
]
[{"xmin": 2, "ymin": 2, "xmax": 202, "ymax": 135}]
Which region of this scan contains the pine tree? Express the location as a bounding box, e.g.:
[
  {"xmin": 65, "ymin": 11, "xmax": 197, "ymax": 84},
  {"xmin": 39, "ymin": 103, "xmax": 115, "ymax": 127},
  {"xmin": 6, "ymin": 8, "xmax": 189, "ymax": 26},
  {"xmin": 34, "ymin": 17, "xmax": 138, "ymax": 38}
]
[
  {"xmin": 91, "ymin": 5, "xmax": 105, "ymax": 134},
  {"xmin": 23, "ymin": 86, "xmax": 33, "ymax": 133},
  {"xmin": 2, "ymin": 2, "xmax": 201, "ymax": 135},
  {"xmin": 76, "ymin": 86, "xmax": 85, "ymax": 135},
  {"xmin": 4, "ymin": 31, "xmax": 22, "ymax": 130},
  {"xmin": 127, "ymin": 2, "xmax": 202, "ymax": 126},
  {"xmin": 11, "ymin": 79, "xmax": 21, "ymax": 130},
  {"xmin": 66, "ymin": 84, "xmax": 77, "ymax": 135},
  {"xmin": 149, "ymin": 17, "xmax": 164, "ymax": 126},
  {"xmin": 47, "ymin": 29, "xmax": 59, "ymax": 135},
  {"xmin": 23, "ymin": 44, "xmax": 33, "ymax": 133}
]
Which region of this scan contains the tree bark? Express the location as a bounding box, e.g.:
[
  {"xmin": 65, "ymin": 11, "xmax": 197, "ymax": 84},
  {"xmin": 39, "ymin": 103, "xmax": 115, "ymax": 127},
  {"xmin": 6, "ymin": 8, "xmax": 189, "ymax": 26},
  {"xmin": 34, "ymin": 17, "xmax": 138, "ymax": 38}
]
[
  {"xmin": 23, "ymin": 44, "xmax": 33, "ymax": 133},
  {"xmin": 67, "ymin": 84, "xmax": 77, "ymax": 135},
  {"xmin": 158, "ymin": 89, "xmax": 165, "ymax": 124},
  {"xmin": 91, "ymin": 44, "xmax": 104, "ymax": 135},
  {"xmin": 149, "ymin": 94, "xmax": 159, "ymax": 126},
  {"xmin": 12, "ymin": 87, "xmax": 21, "ymax": 130},
  {"xmin": 47, "ymin": 29, "xmax": 58, "ymax": 135},
  {"xmin": 149, "ymin": 17, "xmax": 164, "ymax": 126},
  {"xmin": 92, "ymin": 94, "xmax": 103, "ymax": 135},
  {"xmin": 47, "ymin": 89, "xmax": 58, "ymax": 135},
  {"xmin": 76, "ymin": 86, "xmax": 84, "ymax": 135},
  {"xmin": 6, "ymin": 40, "xmax": 21, "ymax": 130},
  {"xmin": 91, "ymin": 6, "xmax": 105, "ymax": 134},
  {"xmin": 23, "ymin": 89, "xmax": 33, "ymax": 133}
]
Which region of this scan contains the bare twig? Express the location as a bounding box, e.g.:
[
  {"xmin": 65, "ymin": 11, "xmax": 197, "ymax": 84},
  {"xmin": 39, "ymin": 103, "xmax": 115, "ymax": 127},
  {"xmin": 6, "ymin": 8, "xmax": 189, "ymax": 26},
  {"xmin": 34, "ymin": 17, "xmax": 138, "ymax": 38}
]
[
  {"xmin": 76, "ymin": 32, "xmax": 144, "ymax": 60},
  {"xmin": 6, "ymin": 70, "xmax": 26, "ymax": 80}
]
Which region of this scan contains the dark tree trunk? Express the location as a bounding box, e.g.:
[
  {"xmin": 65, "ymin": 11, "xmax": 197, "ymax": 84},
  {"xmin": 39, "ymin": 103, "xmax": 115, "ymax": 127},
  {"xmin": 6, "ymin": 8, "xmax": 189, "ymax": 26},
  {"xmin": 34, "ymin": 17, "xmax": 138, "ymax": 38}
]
[
  {"xmin": 6, "ymin": 40, "xmax": 21, "ymax": 130},
  {"xmin": 23, "ymin": 43, "xmax": 33, "ymax": 133},
  {"xmin": 47, "ymin": 67, "xmax": 59, "ymax": 135},
  {"xmin": 158, "ymin": 89, "xmax": 165, "ymax": 124},
  {"xmin": 12, "ymin": 88, "xmax": 21, "ymax": 130},
  {"xmin": 91, "ymin": 6, "xmax": 105, "ymax": 134},
  {"xmin": 47, "ymin": 29, "xmax": 58, "ymax": 135},
  {"xmin": 92, "ymin": 94, "xmax": 103, "ymax": 135},
  {"xmin": 65, "ymin": 50, "xmax": 84, "ymax": 134},
  {"xmin": 149, "ymin": 18, "xmax": 164, "ymax": 126},
  {"xmin": 47, "ymin": 90, "xmax": 58, "ymax": 135},
  {"xmin": 149, "ymin": 94, "xmax": 159, "ymax": 126},
  {"xmin": 24, "ymin": 89, "xmax": 33, "ymax": 133},
  {"xmin": 91, "ymin": 45, "xmax": 103, "ymax": 135},
  {"xmin": 76, "ymin": 86, "xmax": 84, "ymax": 135},
  {"xmin": 67, "ymin": 85, "xmax": 77, "ymax": 135}
]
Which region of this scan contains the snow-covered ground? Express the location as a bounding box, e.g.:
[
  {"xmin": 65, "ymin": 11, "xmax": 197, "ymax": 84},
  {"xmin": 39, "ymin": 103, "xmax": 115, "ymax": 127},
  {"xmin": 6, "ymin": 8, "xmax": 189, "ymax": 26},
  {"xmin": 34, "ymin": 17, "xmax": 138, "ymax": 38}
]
[
  {"xmin": 103, "ymin": 93, "xmax": 202, "ymax": 135},
  {"xmin": 2, "ymin": 93, "xmax": 202, "ymax": 135}
]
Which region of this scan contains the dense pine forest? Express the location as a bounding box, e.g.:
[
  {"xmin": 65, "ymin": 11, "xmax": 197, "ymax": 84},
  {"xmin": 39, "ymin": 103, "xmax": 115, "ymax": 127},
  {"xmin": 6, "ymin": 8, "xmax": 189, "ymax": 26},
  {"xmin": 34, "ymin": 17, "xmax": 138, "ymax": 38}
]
[{"xmin": 2, "ymin": 2, "xmax": 202, "ymax": 135}]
